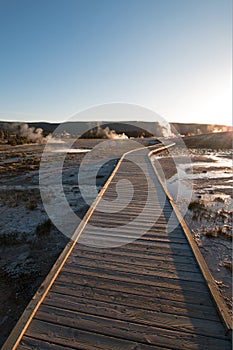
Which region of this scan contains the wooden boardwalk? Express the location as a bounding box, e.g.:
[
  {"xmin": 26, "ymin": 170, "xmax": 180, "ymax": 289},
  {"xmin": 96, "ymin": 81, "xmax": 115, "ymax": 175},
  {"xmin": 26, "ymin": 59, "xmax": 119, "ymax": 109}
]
[{"xmin": 3, "ymin": 145, "xmax": 232, "ymax": 350}]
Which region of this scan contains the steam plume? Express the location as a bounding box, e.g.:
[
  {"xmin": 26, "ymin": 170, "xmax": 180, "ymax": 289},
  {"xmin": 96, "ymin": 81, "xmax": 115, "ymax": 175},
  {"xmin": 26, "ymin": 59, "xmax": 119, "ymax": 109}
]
[{"xmin": 0, "ymin": 122, "xmax": 49, "ymax": 143}]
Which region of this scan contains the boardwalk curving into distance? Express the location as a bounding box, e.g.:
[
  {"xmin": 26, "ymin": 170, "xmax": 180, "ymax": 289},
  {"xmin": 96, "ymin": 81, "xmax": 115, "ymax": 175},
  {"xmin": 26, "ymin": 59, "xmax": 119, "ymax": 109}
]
[{"xmin": 3, "ymin": 144, "xmax": 232, "ymax": 350}]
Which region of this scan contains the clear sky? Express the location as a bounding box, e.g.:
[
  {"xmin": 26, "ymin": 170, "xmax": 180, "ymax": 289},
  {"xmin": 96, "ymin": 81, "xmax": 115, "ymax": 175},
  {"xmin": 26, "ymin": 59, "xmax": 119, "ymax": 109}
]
[{"xmin": 0, "ymin": 0, "xmax": 232, "ymax": 125}]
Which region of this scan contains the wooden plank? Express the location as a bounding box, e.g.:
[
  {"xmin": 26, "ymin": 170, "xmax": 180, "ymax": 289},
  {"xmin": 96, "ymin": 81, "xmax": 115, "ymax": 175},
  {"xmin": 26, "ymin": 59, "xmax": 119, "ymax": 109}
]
[
  {"xmin": 87, "ymin": 217, "xmax": 176, "ymax": 226},
  {"xmin": 92, "ymin": 211, "xmax": 173, "ymax": 219},
  {"xmin": 86, "ymin": 219, "xmax": 172, "ymax": 229},
  {"xmin": 79, "ymin": 234, "xmax": 192, "ymax": 250},
  {"xmin": 55, "ymin": 273, "xmax": 213, "ymax": 305},
  {"xmin": 92, "ymin": 206, "xmax": 166, "ymax": 213},
  {"xmin": 25, "ymin": 320, "xmax": 170, "ymax": 350},
  {"xmin": 80, "ymin": 230, "xmax": 190, "ymax": 245},
  {"xmin": 88, "ymin": 215, "xmax": 170, "ymax": 225},
  {"xmin": 76, "ymin": 242, "xmax": 195, "ymax": 258},
  {"xmin": 49, "ymin": 287, "xmax": 220, "ymax": 321},
  {"xmin": 82, "ymin": 231, "xmax": 189, "ymax": 244},
  {"xmin": 17, "ymin": 337, "xmax": 78, "ymax": 350},
  {"xmin": 64, "ymin": 256, "xmax": 204, "ymax": 283},
  {"xmin": 74, "ymin": 244, "xmax": 197, "ymax": 265},
  {"xmin": 43, "ymin": 292, "xmax": 225, "ymax": 337},
  {"xmin": 85, "ymin": 223, "xmax": 175, "ymax": 233},
  {"xmin": 81, "ymin": 235, "xmax": 193, "ymax": 252},
  {"xmin": 60, "ymin": 266, "xmax": 208, "ymax": 293},
  {"xmin": 32, "ymin": 306, "xmax": 231, "ymax": 350},
  {"xmin": 71, "ymin": 247, "xmax": 200, "ymax": 272}
]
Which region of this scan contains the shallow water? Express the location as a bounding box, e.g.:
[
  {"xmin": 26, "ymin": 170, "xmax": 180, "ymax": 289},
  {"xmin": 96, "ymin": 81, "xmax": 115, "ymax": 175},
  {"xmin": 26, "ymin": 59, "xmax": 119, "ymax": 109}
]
[
  {"xmin": 165, "ymin": 150, "xmax": 232, "ymax": 201},
  {"xmin": 51, "ymin": 148, "xmax": 91, "ymax": 153}
]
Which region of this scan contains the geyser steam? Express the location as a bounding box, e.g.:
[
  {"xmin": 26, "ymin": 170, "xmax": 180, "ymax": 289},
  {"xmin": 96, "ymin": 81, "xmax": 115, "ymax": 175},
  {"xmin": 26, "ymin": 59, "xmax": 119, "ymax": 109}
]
[{"xmin": 0, "ymin": 122, "xmax": 49, "ymax": 144}]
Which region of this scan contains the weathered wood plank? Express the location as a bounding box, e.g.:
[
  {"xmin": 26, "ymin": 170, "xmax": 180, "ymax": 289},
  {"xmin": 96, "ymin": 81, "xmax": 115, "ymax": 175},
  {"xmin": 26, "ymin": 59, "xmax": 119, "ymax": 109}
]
[
  {"xmin": 65, "ymin": 256, "xmax": 205, "ymax": 283},
  {"xmin": 80, "ymin": 230, "xmax": 191, "ymax": 246},
  {"xmin": 71, "ymin": 247, "xmax": 200, "ymax": 273},
  {"xmin": 74, "ymin": 244, "xmax": 198, "ymax": 265},
  {"xmin": 87, "ymin": 217, "xmax": 170, "ymax": 227},
  {"xmin": 43, "ymin": 292, "xmax": 225, "ymax": 337},
  {"xmin": 49, "ymin": 287, "xmax": 220, "ymax": 321},
  {"xmin": 55, "ymin": 273, "xmax": 213, "ymax": 305},
  {"xmin": 77, "ymin": 241, "xmax": 195, "ymax": 257},
  {"xmin": 33, "ymin": 307, "xmax": 231, "ymax": 350},
  {"xmin": 25, "ymin": 320, "xmax": 171, "ymax": 350},
  {"xmin": 17, "ymin": 337, "xmax": 78, "ymax": 350},
  {"xmin": 83, "ymin": 225, "xmax": 186, "ymax": 239},
  {"xmin": 79, "ymin": 234, "xmax": 194, "ymax": 250},
  {"xmin": 61, "ymin": 265, "xmax": 208, "ymax": 293}
]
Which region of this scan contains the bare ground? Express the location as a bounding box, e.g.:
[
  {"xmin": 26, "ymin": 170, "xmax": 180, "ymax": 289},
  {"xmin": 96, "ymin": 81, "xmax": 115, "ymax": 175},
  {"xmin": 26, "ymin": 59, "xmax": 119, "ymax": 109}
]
[{"xmin": 0, "ymin": 139, "xmax": 119, "ymax": 347}]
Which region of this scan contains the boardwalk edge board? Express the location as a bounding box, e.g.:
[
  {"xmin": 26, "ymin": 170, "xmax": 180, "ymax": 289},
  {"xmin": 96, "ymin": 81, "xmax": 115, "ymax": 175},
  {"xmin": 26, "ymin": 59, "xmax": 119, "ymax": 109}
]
[{"xmin": 2, "ymin": 142, "xmax": 232, "ymax": 349}]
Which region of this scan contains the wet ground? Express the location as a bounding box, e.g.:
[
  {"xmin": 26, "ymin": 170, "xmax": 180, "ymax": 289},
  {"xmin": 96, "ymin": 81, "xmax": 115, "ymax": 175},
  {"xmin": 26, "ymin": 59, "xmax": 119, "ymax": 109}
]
[{"xmin": 155, "ymin": 148, "xmax": 232, "ymax": 313}]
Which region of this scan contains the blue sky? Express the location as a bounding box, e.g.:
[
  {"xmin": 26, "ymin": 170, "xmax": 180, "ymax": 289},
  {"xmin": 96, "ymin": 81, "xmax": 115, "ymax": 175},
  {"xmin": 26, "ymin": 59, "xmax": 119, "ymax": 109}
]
[{"xmin": 0, "ymin": 0, "xmax": 232, "ymax": 124}]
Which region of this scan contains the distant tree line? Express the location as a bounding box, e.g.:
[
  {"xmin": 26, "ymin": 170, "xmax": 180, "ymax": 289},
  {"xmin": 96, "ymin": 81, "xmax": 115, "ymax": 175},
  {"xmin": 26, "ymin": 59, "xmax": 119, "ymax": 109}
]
[{"xmin": 0, "ymin": 129, "xmax": 32, "ymax": 145}]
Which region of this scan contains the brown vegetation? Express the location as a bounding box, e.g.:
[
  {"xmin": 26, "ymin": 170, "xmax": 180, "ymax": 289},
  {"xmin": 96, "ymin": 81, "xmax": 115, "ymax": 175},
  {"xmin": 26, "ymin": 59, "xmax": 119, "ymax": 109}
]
[{"xmin": 181, "ymin": 131, "xmax": 232, "ymax": 149}]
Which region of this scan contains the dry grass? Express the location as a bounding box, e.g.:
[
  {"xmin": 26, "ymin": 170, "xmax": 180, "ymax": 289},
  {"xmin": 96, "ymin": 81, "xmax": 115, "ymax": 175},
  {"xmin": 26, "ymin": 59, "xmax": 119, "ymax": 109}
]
[
  {"xmin": 214, "ymin": 197, "xmax": 225, "ymax": 203},
  {"xmin": 223, "ymin": 261, "xmax": 232, "ymax": 272},
  {"xmin": 205, "ymin": 230, "xmax": 218, "ymax": 238},
  {"xmin": 0, "ymin": 190, "xmax": 41, "ymax": 208}
]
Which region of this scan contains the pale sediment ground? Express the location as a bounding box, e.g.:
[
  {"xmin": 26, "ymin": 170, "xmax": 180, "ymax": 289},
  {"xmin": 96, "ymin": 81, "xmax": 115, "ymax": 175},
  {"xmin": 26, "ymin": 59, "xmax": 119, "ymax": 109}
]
[{"xmin": 156, "ymin": 147, "xmax": 233, "ymax": 314}]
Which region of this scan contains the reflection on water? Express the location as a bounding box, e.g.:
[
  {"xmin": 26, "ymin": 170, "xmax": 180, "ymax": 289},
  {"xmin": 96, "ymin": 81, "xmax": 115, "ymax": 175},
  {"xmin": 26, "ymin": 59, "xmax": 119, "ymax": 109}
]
[{"xmin": 51, "ymin": 148, "xmax": 91, "ymax": 153}]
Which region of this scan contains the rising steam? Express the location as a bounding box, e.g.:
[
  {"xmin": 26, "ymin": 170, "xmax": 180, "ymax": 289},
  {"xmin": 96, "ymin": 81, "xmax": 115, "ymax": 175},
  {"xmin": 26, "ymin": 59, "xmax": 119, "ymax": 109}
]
[
  {"xmin": 0, "ymin": 122, "xmax": 50, "ymax": 144},
  {"xmin": 95, "ymin": 125, "xmax": 128, "ymax": 139}
]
